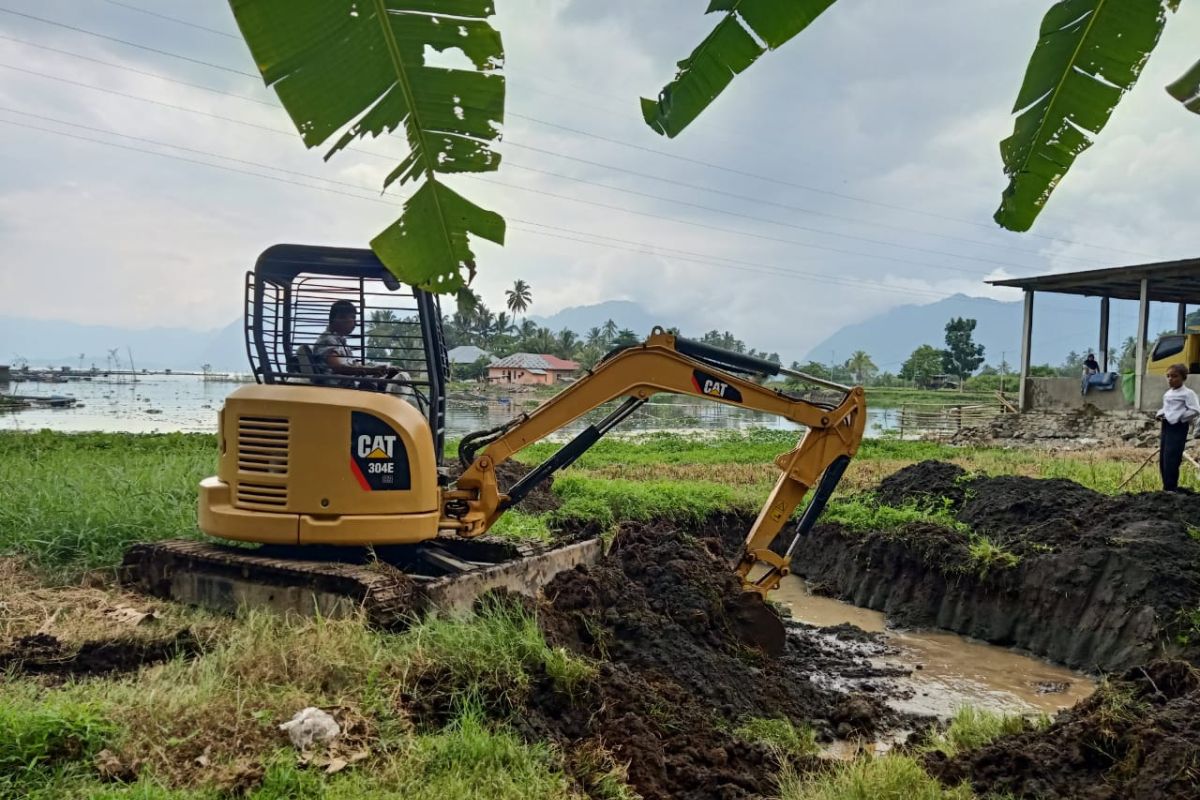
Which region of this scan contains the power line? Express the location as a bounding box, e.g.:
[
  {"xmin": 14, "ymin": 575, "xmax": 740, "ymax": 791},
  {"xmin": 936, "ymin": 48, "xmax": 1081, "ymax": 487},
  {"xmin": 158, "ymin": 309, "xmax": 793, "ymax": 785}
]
[
  {"xmin": 1, "ymin": 61, "xmax": 1038, "ymax": 279},
  {"xmin": 2, "ymin": 12, "xmax": 1163, "ymax": 265},
  {"xmin": 0, "ymin": 116, "xmax": 392, "ymax": 204},
  {"xmin": 502, "ymin": 140, "xmax": 1096, "ymax": 264},
  {"xmin": 0, "ymin": 7, "xmax": 259, "ymax": 78},
  {"xmin": 0, "ymin": 33, "xmax": 275, "ymax": 106},
  {"xmin": 0, "ymin": 106, "xmax": 389, "ymax": 193},
  {"xmin": 500, "ymin": 160, "xmax": 1043, "ymax": 275},
  {"xmin": 4, "ymin": 37, "xmax": 1048, "ymax": 274},
  {"xmin": 0, "ymin": 62, "xmax": 296, "ymax": 137},
  {"xmin": 507, "ymin": 112, "xmax": 1156, "ymax": 261},
  {"xmin": 0, "ymin": 113, "xmax": 973, "ymax": 302},
  {"xmin": 467, "ymin": 175, "xmax": 1013, "ymax": 279},
  {"xmin": 94, "ymin": 0, "xmax": 241, "ymax": 40}
]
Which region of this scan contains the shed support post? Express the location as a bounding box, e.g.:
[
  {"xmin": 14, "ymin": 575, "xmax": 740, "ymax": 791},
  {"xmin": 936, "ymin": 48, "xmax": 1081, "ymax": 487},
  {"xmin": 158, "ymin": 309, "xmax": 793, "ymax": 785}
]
[
  {"xmin": 1019, "ymin": 289, "xmax": 1034, "ymax": 412},
  {"xmin": 1178, "ymin": 303, "xmax": 1188, "ymax": 334},
  {"xmin": 1099, "ymin": 296, "xmax": 1110, "ymax": 372},
  {"xmin": 1135, "ymin": 279, "xmax": 1149, "ymax": 411}
]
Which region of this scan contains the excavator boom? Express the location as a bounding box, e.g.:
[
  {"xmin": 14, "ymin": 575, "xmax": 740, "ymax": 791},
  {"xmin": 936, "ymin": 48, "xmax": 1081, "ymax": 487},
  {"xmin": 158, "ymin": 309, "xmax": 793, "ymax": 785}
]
[{"xmin": 444, "ymin": 328, "xmax": 866, "ymax": 596}]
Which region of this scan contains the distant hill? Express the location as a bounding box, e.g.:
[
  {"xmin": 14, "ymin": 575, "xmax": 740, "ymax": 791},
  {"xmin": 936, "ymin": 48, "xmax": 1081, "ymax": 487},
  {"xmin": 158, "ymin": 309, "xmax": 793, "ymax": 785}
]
[
  {"xmin": 528, "ymin": 300, "xmax": 661, "ymax": 336},
  {"xmin": 0, "ymin": 316, "xmax": 245, "ymax": 372},
  {"xmin": 803, "ymin": 294, "xmax": 1104, "ymax": 373}
]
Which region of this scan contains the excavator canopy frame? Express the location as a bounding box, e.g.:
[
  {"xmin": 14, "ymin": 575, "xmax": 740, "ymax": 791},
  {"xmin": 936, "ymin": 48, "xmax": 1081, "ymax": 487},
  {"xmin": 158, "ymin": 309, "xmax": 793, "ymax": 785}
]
[{"xmin": 243, "ymin": 244, "xmax": 450, "ymax": 462}]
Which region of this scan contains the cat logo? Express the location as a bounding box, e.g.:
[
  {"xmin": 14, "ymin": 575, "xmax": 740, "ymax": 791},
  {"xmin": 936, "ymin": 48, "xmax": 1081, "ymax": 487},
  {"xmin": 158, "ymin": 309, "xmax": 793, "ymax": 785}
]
[
  {"xmin": 349, "ymin": 412, "xmax": 410, "ymax": 491},
  {"xmin": 357, "ymin": 435, "xmax": 397, "ymax": 459},
  {"xmin": 690, "ymin": 369, "xmax": 743, "ymax": 403}
]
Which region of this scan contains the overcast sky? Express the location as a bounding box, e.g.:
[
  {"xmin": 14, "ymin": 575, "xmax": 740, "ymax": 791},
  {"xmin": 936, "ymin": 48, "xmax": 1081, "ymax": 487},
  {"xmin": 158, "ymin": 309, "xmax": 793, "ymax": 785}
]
[{"xmin": 1, "ymin": 0, "xmax": 1198, "ymax": 363}]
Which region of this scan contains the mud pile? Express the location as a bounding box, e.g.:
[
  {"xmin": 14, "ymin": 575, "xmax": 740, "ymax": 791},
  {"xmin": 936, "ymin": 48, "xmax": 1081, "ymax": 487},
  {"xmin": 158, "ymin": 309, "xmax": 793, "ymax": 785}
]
[
  {"xmin": 928, "ymin": 660, "xmax": 1200, "ymax": 800},
  {"xmin": 794, "ymin": 461, "xmax": 1200, "ymax": 670},
  {"xmin": 410, "ymin": 525, "xmax": 904, "ymax": 800},
  {"xmin": 0, "ymin": 629, "xmax": 202, "ymax": 677}
]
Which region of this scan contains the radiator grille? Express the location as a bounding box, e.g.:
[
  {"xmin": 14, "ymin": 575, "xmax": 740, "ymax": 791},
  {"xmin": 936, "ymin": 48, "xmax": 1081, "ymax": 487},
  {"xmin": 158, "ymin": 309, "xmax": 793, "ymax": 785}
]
[
  {"xmin": 236, "ymin": 481, "xmax": 289, "ymax": 509},
  {"xmin": 236, "ymin": 416, "xmax": 290, "ymax": 475}
]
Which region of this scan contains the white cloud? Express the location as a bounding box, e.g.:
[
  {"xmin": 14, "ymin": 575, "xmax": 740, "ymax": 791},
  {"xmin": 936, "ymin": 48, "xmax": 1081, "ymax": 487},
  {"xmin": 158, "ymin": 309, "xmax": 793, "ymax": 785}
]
[{"xmin": 0, "ymin": 0, "xmax": 1197, "ymax": 367}]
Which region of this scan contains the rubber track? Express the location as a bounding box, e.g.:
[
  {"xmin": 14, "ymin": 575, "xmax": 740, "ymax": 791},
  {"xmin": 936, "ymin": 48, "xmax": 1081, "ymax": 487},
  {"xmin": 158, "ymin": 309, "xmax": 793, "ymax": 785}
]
[{"xmin": 122, "ymin": 540, "xmax": 422, "ymax": 628}]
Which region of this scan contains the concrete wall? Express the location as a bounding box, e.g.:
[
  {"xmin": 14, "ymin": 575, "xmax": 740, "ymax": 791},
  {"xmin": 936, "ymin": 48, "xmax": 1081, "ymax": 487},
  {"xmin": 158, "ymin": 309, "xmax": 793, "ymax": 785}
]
[{"xmin": 1025, "ymin": 374, "xmax": 1193, "ymax": 412}]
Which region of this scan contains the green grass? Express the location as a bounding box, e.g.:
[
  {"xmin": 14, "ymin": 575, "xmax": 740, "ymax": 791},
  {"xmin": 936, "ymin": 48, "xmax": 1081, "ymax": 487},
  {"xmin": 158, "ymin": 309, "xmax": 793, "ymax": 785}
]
[
  {"xmin": 488, "ymin": 511, "xmax": 553, "ymax": 543},
  {"xmin": 513, "ymin": 430, "xmax": 958, "ymax": 469},
  {"xmin": 778, "ymin": 754, "xmax": 977, "ymax": 800},
  {"xmin": 0, "ymin": 431, "xmax": 214, "ymax": 577},
  {"xmin": 733, "ymin": 717, "xmax": 819, "ymax": 759},
  {"xmin": 0, "ymin": 689, "xmax": 114, "ymax": 799},
  {"xmin": 552, "ymin": 475, "xmax": 762, "ymax": 524},
  {"xmin": 821, "ymin": 495, "xmax": 967, "ymax": 533},
  {"xmin": 965, "ymin": 537, "xmax": 1021, "ymax": 576},
  {"xmin": 397, "ymin": 597, "xmax": 595, "ymax": 704},
  {"xmin": 920, "ymin": 707, "xmax": 1042, "ymax": 759}
]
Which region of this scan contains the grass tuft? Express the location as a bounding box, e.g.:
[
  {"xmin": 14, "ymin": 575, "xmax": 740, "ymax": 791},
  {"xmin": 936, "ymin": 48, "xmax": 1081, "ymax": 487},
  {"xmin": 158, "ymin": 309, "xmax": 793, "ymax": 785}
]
[
  {"xmin": 778, "ymin": 754, "xmax": 976, "ymax": 800},
  {"xmin": 965, "ymin": 537, "xmax": 1020, "ymax": 576},
  {"xmin": 920, "ymin": 706, "xmax": 1041, "ymax": 759},
  {"xmin": 397, "ymin": 597, "xmax": 595, "ymax": 704},
  {"xmin": 733, "ymin": 716, "xmax": 819, "ymax": 759},
  {"xmin": 822, "ymin": 495, "xmax": 967, "ymax": 533},
  {"xmin": 0, "ymin": 689, "xmax": 114, "ymax": 797}
]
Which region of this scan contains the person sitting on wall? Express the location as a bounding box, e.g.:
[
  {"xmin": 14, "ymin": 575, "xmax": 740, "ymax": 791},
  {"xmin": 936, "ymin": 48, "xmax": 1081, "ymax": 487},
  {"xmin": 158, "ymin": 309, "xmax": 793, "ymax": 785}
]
[
  {"xmin": 1156, "ymin": 363, "xmax": 1200, "ymax": 493},
  {"xmin": 315, "ymin": 300, "xmax": 404, "ymax": 391},
  {"xmin": 1083, "ymin": 353, "xmax": 1100, "ymax": 375}
]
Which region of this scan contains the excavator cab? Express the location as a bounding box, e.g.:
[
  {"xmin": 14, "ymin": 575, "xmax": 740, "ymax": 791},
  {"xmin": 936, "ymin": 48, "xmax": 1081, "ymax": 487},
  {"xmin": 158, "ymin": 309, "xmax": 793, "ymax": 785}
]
[{"xmin": 199, "ymin": 244, "xmax": 450, "ymax": 547}]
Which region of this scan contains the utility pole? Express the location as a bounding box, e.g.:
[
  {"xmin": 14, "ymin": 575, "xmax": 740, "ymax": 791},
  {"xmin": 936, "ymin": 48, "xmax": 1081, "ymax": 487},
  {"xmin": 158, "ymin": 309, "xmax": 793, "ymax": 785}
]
[{"xmin": 1000, "ymin": 350, "xmax": 1006, "ymax": 395}]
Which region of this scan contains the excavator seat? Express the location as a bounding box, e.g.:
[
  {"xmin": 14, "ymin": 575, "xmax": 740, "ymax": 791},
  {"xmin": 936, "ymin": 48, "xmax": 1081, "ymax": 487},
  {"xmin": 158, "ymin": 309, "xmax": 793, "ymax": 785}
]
[{"xmin": 292, "ymin": 344, "xmax": 331, "ymax": 386}]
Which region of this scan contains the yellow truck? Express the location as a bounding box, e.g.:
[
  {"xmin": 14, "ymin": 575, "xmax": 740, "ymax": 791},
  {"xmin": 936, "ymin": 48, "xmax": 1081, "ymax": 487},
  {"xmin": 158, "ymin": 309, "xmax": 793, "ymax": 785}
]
[{"xmin": 1148, "ymin": 331, "xmax": 1200, "ymax": 375}]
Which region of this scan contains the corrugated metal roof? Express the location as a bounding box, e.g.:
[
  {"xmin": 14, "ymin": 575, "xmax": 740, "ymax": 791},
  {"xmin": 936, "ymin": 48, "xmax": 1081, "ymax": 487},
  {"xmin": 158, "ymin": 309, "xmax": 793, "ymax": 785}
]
[
  {"xmin": 989, "ymin": 258, "xmax": 1200, "ymax": 304},
  {"xmin": 488, "ymin": 353, "xmax": 579, "ymax": 371}
]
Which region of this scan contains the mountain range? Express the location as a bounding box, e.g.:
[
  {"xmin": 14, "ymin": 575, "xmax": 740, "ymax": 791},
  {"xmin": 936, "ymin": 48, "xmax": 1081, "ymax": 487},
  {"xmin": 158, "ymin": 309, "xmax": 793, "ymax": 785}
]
[{"xmin": 2, "ymin": 293, "xmax": 1111, "ymax": 374}]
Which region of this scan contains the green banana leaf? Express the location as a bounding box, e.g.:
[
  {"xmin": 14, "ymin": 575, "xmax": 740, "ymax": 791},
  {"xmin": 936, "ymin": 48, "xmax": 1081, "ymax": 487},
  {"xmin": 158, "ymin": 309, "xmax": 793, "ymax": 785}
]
[
  {"xmin": 1167, "ymin": 59, "xmax": 1200, "ymax": 114},
  {"xmin": 229, "ymin": 0, "xmax": 505, "ymax": 292},
  {"xmin": 642, "ymin": 0, "xmax": 837, "ymax": 138},
  {"xmin": 995, "ymin": 0, "xmax": 1173, "ymax": 232}
]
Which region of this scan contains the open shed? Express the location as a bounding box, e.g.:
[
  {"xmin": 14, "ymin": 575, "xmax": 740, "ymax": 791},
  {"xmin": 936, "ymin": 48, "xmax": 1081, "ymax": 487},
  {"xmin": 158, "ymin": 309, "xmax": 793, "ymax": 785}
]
[{"xmin": 989, "ymin": 259, "xmax": 1199, "ymax": 412}]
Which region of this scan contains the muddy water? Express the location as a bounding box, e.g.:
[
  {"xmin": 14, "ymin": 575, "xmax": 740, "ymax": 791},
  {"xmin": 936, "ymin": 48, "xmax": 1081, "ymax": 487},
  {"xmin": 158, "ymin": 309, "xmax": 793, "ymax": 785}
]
[{"xmin": 775, "ymin": 576, "xmax": 1095, "ymax": 719}]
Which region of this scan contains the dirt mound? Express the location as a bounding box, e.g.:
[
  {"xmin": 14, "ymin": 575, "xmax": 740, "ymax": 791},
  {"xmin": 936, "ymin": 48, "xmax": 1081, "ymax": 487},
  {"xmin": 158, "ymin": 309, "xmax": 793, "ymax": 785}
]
[
  {"xmin": 0, "ymin": 629, "xmax": 202, "ymax": 676},
  {"xmin": 928, "ymin": 660, "xmax": 1200, "ymax": 799},
  {"xmin": 526, "ymin": 524, "xmax": 899, "ymax": 799},
  {"xmin": 875, "ymin": 460, "xmax": 968, "ymax": 509}
]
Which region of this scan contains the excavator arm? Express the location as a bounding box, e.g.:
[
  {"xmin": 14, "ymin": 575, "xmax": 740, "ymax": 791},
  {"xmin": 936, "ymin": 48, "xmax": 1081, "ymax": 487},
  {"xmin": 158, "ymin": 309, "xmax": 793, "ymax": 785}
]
[{"xmin": 442, "ymin": 328, "xmax": 866, "ymax": 596}]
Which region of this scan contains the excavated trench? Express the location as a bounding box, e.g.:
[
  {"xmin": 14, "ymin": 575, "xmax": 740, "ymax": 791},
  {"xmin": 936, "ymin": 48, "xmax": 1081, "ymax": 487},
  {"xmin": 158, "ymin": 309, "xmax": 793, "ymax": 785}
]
[{"xmin": 788, "ymin": 462, "xmax": 1200, "ymax": 673}]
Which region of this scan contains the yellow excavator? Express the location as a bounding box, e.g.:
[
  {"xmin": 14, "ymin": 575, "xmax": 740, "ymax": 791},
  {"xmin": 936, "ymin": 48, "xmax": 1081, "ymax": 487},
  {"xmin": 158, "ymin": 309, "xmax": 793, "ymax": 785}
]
[{"xmin": 125, "ymin": 245, "xmax": 864, "ymax": 634}]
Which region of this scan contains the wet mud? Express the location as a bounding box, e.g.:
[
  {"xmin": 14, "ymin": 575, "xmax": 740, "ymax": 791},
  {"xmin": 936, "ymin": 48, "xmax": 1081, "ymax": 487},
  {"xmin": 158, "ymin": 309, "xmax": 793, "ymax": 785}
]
[
  {"xmin": 0, "ymin": 629, "xmax": 202, "ymax": 677},
  {"xmin": 928, "ymin": 660, "xmax": 1200, "ymax": 800},
  {"xmin": 411, "ymin": 524, "xmax": 916, "ymax": 800},
  {"xmin": 793, "ymin": 461, "xmax": 1200, "ymax": 671}
]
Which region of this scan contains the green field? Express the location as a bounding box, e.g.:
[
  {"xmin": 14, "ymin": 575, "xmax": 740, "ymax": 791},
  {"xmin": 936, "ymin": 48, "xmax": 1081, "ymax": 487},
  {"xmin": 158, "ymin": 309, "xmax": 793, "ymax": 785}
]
[{"xmin": 0, "ymin": 429, "xmax": 1187, "ymax": 799}]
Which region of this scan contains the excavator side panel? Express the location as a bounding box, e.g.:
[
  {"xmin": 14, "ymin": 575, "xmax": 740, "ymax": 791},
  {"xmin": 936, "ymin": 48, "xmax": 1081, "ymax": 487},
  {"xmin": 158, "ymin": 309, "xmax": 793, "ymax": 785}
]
[{"xmin": 202, "ymin": 384, "xmax": 441, "ymax": 545}]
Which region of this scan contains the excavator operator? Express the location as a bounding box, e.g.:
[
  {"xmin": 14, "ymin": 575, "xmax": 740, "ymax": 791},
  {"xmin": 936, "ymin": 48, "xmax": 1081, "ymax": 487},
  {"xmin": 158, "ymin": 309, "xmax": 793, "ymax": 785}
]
[{"xmin": 315, "ymin": 300, "xmax": 402, "ymax": 391}]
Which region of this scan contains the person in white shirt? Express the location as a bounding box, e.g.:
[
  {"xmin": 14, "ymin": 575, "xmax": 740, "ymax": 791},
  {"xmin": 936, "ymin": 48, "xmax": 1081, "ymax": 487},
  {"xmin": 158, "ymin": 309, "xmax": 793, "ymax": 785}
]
[{"xmin": 1155, "ymin": 363, "xmax": 1200, "ymax": 492}]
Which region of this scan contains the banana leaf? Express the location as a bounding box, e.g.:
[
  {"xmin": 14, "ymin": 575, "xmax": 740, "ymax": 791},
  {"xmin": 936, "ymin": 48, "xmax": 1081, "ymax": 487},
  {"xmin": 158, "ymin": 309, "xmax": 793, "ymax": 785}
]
[
  {"xmin": 642, "ymin": 0, "xmax": 837, "ymax": 139},
  {"xmin": 995, "ymin": 0, "xmax": 1173, "ymax": 232},
  {"xmin": 229, "ymin": 0, "xmax": 505, "ymax": 291},
  {"xmin": 1167, "ymin": 59, "xmax": 1200, "ymax": 114}
]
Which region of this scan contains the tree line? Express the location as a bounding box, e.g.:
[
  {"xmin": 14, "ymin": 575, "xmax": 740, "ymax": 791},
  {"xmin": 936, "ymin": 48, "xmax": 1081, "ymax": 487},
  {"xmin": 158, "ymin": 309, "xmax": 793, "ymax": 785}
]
[{"xmin": 364, "ymin": 280, "xmax": 781, "ymax": 380}]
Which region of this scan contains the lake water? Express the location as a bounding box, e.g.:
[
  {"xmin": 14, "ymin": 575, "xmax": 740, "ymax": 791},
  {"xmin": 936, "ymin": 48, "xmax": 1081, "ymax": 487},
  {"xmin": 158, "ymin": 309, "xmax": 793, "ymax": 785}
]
[{"xmin": 1, "ymin": 375, "xmax": 904, "ymax": 438}]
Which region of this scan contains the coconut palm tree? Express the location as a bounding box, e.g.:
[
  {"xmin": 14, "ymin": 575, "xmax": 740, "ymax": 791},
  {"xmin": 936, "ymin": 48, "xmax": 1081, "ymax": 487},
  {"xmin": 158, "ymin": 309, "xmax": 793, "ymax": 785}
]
[
  {"xmin": 845, "ymin": 350, "xmax": 878, "ymax": 385},
  {"xmin": 505, "ymin": 280, "xmax": 532, "ymax": 318},
  {"xmin": 585, "ymin": 326, "xmax": 604, "ymax": 347},
  {"xmin": 601, "ymin": 319, "xmax": 618, "ymax": 344}
]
